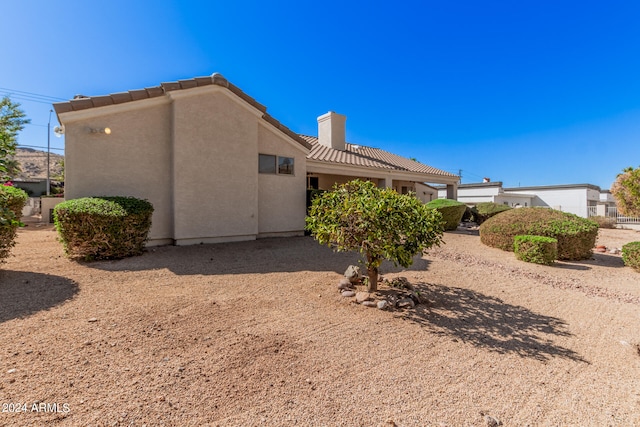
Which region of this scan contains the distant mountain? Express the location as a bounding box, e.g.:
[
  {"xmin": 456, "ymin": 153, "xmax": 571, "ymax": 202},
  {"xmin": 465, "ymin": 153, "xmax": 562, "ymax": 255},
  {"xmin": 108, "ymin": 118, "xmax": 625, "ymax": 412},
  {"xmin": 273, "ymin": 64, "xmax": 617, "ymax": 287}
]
[{"xmin": 12, "ymin": 148, "xmax": 64, "ymax": 180}]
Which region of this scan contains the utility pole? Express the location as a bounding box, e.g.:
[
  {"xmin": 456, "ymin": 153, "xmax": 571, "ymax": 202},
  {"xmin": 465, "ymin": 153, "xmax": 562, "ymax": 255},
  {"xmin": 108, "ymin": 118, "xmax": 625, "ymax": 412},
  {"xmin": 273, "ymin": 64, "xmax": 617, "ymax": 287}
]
[
  {"xmin": 458, "ymin": 169, "xmax": 462, "ymax": 183},
  {"xmin": 47, "ymin": 109, "xmax": 52, "ymax": 196}
]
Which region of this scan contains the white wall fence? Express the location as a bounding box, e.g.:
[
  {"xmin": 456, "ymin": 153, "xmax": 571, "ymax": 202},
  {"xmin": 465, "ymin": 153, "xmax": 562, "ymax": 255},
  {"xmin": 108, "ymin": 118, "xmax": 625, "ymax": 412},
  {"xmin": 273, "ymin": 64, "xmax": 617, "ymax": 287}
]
[{"xmin": 587, "ymin": 206, "xmax": 640, "ymax": 223}]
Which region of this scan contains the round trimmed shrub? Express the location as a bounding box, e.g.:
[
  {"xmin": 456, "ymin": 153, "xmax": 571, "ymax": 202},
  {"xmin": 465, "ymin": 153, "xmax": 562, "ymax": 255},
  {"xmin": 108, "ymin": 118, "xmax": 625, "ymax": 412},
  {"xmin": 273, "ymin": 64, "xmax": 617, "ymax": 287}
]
[
  {"xmin": 0, "ymin": 186, "xmax": 28, "ymax": 264},
  {"xmin": 479, "ymin": 207, "xmax": 598, "ymax": 260},
  {"xmin": 425, "ymin": 199, "xmax": 467, "ymax": 231},
  {"xmin": 54, "ymin": 196, "xmax": 154, "ymax": 261},
  {"xmin": 514, "ymin": 235, "xmax": 557, "ymax": 265},
  {"xmin": 622, "ymin": 241, "xmax": 640, "ymax": 272},
  {"xmin": 471, "ymin": 202, "xmax": 512, "ymax": 225}
]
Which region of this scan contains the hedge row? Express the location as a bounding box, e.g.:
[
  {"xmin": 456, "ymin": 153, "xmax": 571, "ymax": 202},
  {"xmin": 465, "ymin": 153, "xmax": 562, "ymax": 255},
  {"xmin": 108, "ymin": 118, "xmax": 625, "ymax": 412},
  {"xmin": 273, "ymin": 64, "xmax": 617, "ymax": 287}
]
[
  {"xmin": 514, "ymin": 235, "xmax": 557, "ymax": 265},
  {"xmin": 54, "ymin": 196, "xmax": 153, "ymax": 261},
  {"xmin": 622, "ymin": 242, "xmax": 640, "ymax": 272},
  {"xmin": 479, "ymin": 207, "xmax": 598, "ymax": 261},
  {"xmin": 0, "ymin": 186, "xmax": 28, "ymax": 263},
  {"xmin": 425, "ymin": 199, "xmax": 467, "ymax": 231}
]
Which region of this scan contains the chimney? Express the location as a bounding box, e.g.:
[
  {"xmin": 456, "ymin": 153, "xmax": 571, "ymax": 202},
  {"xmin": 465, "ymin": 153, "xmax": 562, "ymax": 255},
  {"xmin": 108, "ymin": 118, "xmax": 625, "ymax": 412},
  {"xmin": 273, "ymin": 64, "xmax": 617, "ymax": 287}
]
[{"xmin": 318, "ymin": 111, "xmax": 346, "ymax": 151}]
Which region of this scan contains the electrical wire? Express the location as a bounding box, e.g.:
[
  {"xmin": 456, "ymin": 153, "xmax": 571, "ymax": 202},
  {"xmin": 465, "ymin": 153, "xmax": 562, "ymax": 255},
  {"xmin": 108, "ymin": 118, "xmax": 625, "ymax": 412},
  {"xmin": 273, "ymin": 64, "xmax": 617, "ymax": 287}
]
[{"xmin": 0, "ymin": 87, "xmax": 66, "ymax": 106}]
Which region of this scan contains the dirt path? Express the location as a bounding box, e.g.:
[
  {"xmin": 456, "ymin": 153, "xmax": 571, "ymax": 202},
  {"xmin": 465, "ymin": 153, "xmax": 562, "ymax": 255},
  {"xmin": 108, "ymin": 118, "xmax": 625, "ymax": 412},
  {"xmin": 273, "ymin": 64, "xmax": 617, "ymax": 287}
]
[{"xmin": 1, "ymin": 226, "xmax": 639, "ymax": 426}]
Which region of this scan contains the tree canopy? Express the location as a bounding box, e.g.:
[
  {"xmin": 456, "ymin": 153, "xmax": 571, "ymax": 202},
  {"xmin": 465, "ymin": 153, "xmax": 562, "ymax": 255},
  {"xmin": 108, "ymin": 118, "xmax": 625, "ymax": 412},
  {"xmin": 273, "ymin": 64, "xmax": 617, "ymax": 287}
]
[
  {"xmin": 611, "ymin": 166, "xmax": 640, "ymax": 218},
  {"xmin": 305, "ymin": 179, "xmax": 445, "ymax": 291},
  {"xmin": 0, "ymin": 96, "xmax": 30, "ymax": 180}
]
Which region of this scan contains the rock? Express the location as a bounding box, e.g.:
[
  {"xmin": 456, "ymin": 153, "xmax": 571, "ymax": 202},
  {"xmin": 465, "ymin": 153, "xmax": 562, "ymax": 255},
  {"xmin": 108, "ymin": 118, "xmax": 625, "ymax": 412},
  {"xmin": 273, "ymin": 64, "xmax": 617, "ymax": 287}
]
[
  {"xmin": 396, "ymin": 298, "xmax": 415, "ymax": 309},
  {"xmin": 362, "ymin": 301, "xmax": 377, "ymax": 308},
  {"xmin": 410, "ymin": 290, "xmax": 428, "ymax": 304},
  {"xmin": 341, "ymin": 291, "xmax": 356, "ymax": 297},
  {"xmin": 595, "ymin": 247, "xmax": 606, "ymax": 253},
  {"xmin": 88, "ymin": 318, "xmax": 98, "ymax": 323},
  {"xmin": 337, "ymin": 278, "xmax": 353, "ymax": 290},
  {"xmin": 344, "ymin": 265, "xmax": 361, "ymax": 283},
  {"xmin": 355, "ymin": 292, "xmax": 372, "ymax": 303},
  {"xmin": 7, "ymin": 368, "xmax": 16, "ymax": 374},
  {"xmin": 484, "ymin": 415, "xmax": 502, "ymax": 426},
  {"xmin": 377, "ymin": 300, "xmax": 389, "ymax": 310},
  {"xmin": 609, "ymin": 248, "xmax": 620, "ymax": 254}
]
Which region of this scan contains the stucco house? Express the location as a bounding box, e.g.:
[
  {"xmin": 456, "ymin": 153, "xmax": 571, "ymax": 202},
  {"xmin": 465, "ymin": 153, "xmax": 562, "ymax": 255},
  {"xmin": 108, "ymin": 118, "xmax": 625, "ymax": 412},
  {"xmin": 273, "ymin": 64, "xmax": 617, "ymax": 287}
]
[
  {"xmin": 437, "ymin": 181, "xmax": 617, "ymax": 219},
  {"xmin": 53, "ymin": 73, "xmax": 458, "ymax": 246}
]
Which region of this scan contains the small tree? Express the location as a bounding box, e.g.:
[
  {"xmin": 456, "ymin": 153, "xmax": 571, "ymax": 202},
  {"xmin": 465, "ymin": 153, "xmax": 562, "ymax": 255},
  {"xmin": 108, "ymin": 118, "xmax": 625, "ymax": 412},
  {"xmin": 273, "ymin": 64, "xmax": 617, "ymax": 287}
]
[
  {"xmin": 306, "ymin": 179, "xmax": 445, "ymax": 291},
  {"xmin": 0, "ymin": 96, "xmax": 30, "ymax": 181},
  {"xmin": 611, "ymin": 166, "xmax": 640, "ymax": 217}
]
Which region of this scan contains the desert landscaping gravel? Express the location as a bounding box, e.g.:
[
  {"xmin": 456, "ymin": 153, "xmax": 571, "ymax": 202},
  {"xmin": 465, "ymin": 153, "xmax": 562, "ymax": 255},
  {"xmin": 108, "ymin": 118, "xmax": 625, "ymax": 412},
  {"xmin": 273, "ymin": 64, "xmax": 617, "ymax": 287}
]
[{"xmin": 1, "ymin": 223, "xmax": 640, "ymax": 426}]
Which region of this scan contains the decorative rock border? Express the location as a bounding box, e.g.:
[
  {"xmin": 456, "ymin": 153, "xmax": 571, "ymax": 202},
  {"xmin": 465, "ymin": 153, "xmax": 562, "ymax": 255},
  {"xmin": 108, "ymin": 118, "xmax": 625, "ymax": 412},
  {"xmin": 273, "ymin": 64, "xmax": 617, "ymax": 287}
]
[{"xmin": 338, "ymin": 266, "xmax": 428, "ymax": 310}]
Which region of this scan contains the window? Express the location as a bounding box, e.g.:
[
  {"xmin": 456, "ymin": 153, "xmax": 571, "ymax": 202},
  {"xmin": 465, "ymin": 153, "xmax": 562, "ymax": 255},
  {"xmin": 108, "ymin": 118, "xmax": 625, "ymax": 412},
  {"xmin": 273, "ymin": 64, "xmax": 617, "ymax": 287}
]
[
  {"xmin": 278, "ymin": 157, "xmax": 294, "ymax": 175},
  {"xmin": 259, "ymin": 154, "xmax": 276, "ymax": 174},
  {"xmin": 259, "ymin": 154, "xmax": 294, "ymax": 175}
]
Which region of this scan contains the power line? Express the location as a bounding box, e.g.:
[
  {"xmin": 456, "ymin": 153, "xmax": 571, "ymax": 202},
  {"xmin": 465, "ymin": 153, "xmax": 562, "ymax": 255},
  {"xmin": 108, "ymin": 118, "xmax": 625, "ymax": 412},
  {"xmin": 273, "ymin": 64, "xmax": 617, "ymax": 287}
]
[
  {"xmin": 0, "ymin": 87, "xmax": 66, "ymax": 102},
  {"xmin": 17, "ymin": 144, "xmax": 65, "ymax": 152}
]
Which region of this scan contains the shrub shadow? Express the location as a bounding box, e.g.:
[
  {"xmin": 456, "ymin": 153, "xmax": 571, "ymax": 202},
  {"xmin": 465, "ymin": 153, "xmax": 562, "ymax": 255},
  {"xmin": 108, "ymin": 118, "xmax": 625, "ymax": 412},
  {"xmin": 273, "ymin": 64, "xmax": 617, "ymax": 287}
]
[
  {"xmin": 556, "ymin": 253, "xmax": 626, "ymax": 269},
  {"xmin": 0, "ymin": 271, "xmax": 79, "ymax": 323},
  {"xmin": 402, "ymin": 282, "xmax": 587, "ymax": 363},
  {"xmin": 551, "ymin": 262, "xmax": 591, "ymax": 271},
  {"xmin": 85, "ymin": 236, "xmax": 433, "ymax": 276}
]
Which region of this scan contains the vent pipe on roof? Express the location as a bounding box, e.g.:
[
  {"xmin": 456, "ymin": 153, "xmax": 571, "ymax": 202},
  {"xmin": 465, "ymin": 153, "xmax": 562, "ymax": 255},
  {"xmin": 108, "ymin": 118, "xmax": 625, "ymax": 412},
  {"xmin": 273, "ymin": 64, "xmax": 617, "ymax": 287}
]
[{"xmin": 318, "ymin": 111, "xmax": 346, "ymax": 151}]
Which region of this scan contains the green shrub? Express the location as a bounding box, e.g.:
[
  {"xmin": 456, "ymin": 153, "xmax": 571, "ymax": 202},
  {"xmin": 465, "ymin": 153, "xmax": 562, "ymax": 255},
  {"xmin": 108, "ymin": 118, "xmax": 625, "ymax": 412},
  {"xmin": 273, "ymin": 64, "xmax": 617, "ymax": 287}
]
[
  {"xmin": 591, "ymin": 215, "xmax": 617, "ymax": 229},
  {"xmin": 54, "ymin": 196, "xmax": 154, "ymax": 261},
  {"xmin": 0, "ymin": 186, "xmax": 28, "ymax": 264},
  {"xmin": 514, "ymin": 235, "xmax": 557, "ymax": 265},
  {"xmin": 425, "ymin": 199, "xmax": 467, "ymax": 231},
  {"xmin": 471, "ymin": 202, "xmax": 512, "ymax": 224},
  {"xmin": 622, "ymin": 241, "xmax": 640, "ymax": 272},
  {"xmin": 479, "ymin": 207, "xmax": 598, "ymax": 260},
  {"xmin": 1, "ymin": 185, "xmax": 29, "ymax": 218}
]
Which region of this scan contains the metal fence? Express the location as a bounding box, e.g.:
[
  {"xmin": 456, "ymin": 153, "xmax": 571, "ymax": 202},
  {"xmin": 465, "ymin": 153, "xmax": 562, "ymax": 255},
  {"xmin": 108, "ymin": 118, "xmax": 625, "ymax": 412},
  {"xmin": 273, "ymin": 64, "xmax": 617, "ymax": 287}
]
[{"xmin": 588, "ymin": 206, "xmax": 640, "ymax": 223}]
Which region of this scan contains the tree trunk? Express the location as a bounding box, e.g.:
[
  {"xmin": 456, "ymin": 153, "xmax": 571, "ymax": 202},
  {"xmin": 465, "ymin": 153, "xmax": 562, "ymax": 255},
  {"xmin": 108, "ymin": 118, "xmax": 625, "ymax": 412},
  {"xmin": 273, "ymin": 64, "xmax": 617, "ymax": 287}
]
[{"xmin": 367, "ymin": 265, "xmax": 378, "ymax": 292}]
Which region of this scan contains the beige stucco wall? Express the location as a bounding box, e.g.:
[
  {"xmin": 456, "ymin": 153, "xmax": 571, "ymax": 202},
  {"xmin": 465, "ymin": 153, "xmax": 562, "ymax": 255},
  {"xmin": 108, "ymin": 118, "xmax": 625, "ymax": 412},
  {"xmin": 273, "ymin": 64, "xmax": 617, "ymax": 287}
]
[
  {"xmin": 257, "ymin": 124, "xmax": 307, "ymax": 237},
  {"xmin": 60, "ymin": 85, "xmax": 310, "ymax": 246},
  {"xmin": 310, "ymin": 173, "xmax": 377, "ymax": 190},
  {"xmin": 61, "ymin": 98, "xmax": 173, "ymax": 244},
  {"xmin": 170, "ymin": 87, "xmax": 261, "ymax": 244}
]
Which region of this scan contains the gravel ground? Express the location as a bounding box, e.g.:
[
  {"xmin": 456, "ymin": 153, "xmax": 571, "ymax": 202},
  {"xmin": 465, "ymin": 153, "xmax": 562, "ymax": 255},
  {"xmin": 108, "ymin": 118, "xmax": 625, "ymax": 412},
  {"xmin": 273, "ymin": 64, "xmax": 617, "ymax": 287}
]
[{"xmin": 1, "ymin": 224, "xmax": 639, "ymax": 426}]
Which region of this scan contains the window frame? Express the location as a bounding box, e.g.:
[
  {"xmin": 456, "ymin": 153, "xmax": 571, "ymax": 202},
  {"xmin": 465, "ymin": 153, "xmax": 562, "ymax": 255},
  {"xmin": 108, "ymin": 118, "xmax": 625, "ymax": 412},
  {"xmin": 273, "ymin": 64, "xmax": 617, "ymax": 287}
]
[{"xmin": 259, "ymin": 153, "xmax": 295, "ymax": 176}]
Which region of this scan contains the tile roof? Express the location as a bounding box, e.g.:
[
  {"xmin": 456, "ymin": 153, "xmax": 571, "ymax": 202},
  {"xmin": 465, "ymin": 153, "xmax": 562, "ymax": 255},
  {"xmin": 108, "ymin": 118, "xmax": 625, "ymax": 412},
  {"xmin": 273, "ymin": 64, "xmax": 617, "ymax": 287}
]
[
  {"xmin": 301, "ymin": 135, "xmax": 457, "ymax": 178},
  {"xmin": 53, "ymin": 74, "xmax": 311, "ymax": 150}
]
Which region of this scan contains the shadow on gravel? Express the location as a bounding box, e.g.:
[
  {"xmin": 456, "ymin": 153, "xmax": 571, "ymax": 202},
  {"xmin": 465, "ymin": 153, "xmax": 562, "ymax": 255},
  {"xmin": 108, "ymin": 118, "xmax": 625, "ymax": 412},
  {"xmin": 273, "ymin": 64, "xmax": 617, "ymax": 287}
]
[
  {"xmin": 0, "ymin": 271, "xmax": 79, "ymax": 323},
  {"xmin": 403, "ymin": 282, "xmax": 588, "ymax": 363},
  {"xmin": 552, "ymin": 262, "xmax": 591, "ymax": 271},
  {"xmin": 84, "ymin": 236, "xmax": 433, "ymax": 276}
]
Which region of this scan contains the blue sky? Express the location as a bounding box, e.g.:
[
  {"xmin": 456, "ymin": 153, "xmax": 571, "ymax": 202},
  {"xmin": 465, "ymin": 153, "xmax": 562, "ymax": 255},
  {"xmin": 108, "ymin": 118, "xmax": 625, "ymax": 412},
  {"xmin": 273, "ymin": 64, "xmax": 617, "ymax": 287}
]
[{"xmin": 2, "ymin": 0, "xmax": 639, "ymax": 188}]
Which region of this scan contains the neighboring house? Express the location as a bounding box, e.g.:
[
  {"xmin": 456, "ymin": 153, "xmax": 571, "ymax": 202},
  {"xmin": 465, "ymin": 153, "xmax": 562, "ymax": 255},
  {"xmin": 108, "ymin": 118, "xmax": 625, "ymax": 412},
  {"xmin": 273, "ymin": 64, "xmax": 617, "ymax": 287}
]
[
  {"xmin": 437, "ymin": 181, "xmax": 617, "ymax": 219},
  {"xmin": 11, "ymin": 178, "xmax": 47, "ymax": 197},
  {"xmin": 53, "ymin": 73, "xmax": 458, "ymax": 246}
]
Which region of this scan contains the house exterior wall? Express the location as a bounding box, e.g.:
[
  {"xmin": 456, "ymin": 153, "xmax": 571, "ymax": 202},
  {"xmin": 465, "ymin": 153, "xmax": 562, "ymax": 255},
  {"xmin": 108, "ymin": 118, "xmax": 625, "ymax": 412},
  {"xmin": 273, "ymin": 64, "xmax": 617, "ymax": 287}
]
[
  {"xmin": 60, "ymin": 85, "xmax": 309, "ymax": 246},
  {"xmin": 170, "ymin": 87, "xmax": 261, "ymax": 245},
  {"xmin": 494, "ymin": 194, "xmax": 534, "ymax": 207},
  {"xmin": 507, "ymin": 187, "xmax": 589, "ymax": 217},
  {"xmin": 439, "ymin": 184, "xmax": 501, "ymax": 203},
  {"xmin": 414, "ymin": 182, "xmax": 437, "ymax": 203},
  {"xmin": 311, "ymin": 173, "xmax": 373, "ymax": 190},
  {"xmin": 257, "ymin": 124, "xmax": 307, "ymax": 237},
  {"xmin": 62, "ymin": 97, "xmax": 174, "ymax": 244}
]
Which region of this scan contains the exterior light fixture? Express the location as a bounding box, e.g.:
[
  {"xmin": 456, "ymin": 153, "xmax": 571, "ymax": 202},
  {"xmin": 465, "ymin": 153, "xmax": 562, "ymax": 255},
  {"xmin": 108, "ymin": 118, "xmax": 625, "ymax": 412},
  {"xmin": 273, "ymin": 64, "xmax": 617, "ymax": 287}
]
[{"xmin": 90, "ymin": 127, "xmax": 111, "ymax": 134}]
